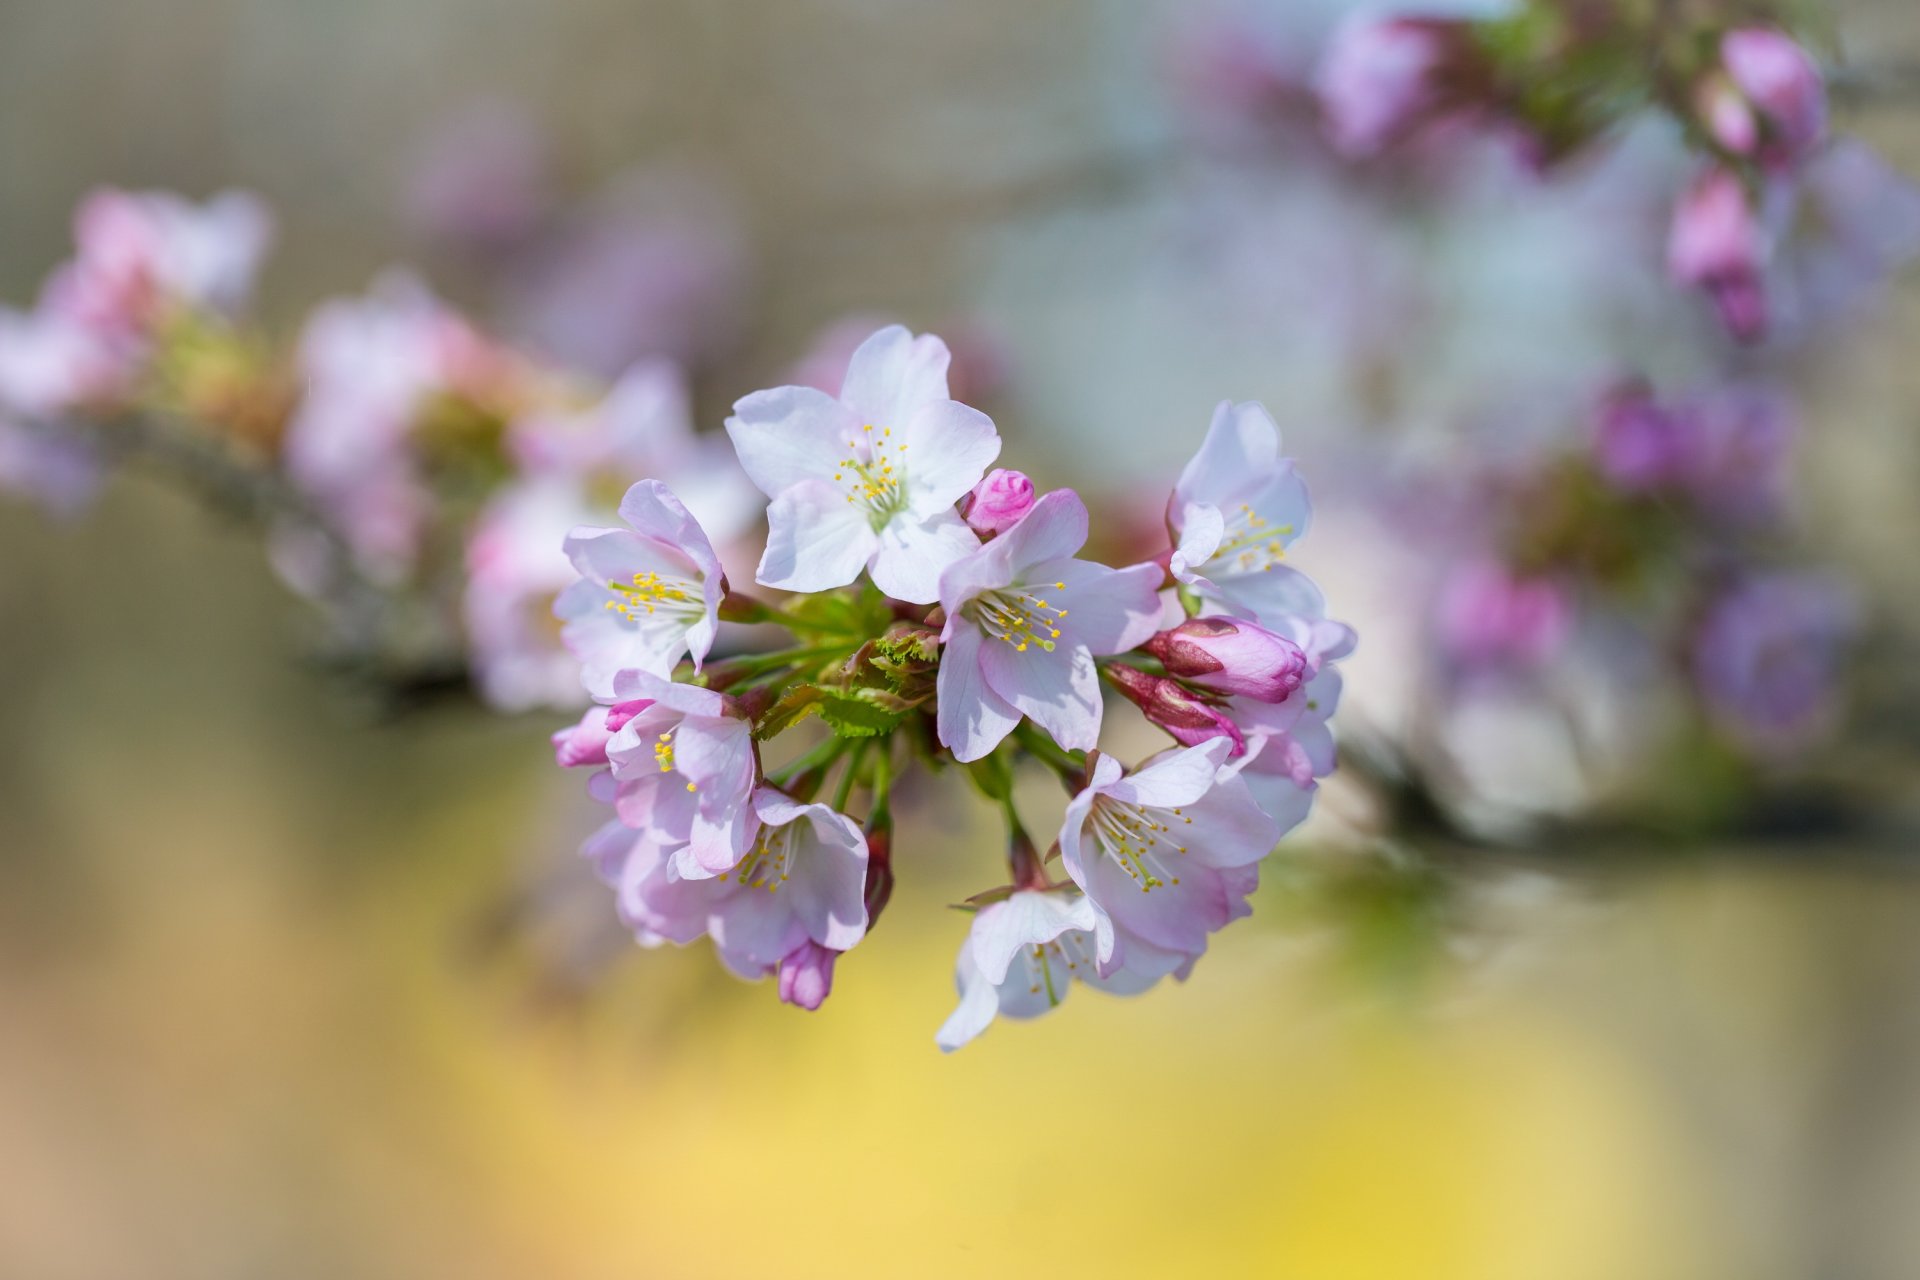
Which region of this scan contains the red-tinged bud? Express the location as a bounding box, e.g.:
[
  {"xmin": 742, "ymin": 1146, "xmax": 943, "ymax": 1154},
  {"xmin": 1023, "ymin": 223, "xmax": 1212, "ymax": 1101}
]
[
  {"xmin": 1142, "ymin": 616, "xmax": 1308, "ymax": 702},
  {"xmin": 1007, "ymin": 823, "xmax": 1047, "ymax": 891},
  {"xmin": 862, "ymin": 823, "xmax": 894, "ymax": 925},
  {"xmin": 1106, "ymin": 663, "xmax": 1246, "ymax": 756},
  {"xmin": 1721, "ymin": 28, "xmax": 1826, "ymax": 163},
  {"xmin": 1669, "ymin": 167, "xmax": 1769, "ymax": 342},
  {"xmin": 960, "ymin": 468, "xmax": 1036, "ymax": 535},
  {"xmin": 777, "ymin": 941, "xmax": 837, "ymax": 1011}
]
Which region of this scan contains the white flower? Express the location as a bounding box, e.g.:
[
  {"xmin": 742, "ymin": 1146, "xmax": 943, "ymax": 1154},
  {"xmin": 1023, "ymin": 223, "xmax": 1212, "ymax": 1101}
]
[
  {"xmin": 1167, "ymin": 400, "xmax": 1323, "ymax": 626},
  {"xmin": 726, "ymin": 324, "xmax": 1000, "ymax": 603},
  {"xmin": 553, "ymin": 480, "xmax": 725, "ymax": 698}
]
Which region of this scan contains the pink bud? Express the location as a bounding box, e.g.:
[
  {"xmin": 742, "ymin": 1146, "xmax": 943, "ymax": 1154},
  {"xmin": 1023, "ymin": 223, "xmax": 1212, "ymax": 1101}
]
[
  {"xmin": 1107, "ymin": 663, "xmax": 1246, "ymax": 756},
  {"xmin": 550, "ymin": 698, "xmax": 651, "ymax": 767},
  {"xmin": 961, "ymin": 468, "xmax": 1036, "ymax": 535},
  {"xmin": 1722, "ymin": 28, "xmax": 1826, "ymax": 162},
  {"xmin": 1668, "ymin": 167, "xmax": 1769, "ymax": 342},
  {"xmin": 1695, "ymin": 73, "xmax": 1759, "ymax": 156},
  {"xmin": 1143, "ymin": 616, "xmax": 1308, "ymax": 702},
  {"xmin": 777, "ymin": 941, "xmax": 838, "ymax": 1011}
]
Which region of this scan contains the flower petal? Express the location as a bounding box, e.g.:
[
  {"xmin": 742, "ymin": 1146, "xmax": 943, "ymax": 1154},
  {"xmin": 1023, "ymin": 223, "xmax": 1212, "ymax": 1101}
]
[
  {"xmin": 935, "ymin": 623, "xmax": 1023, "ymax": 762},
  {"xmin": 725, "ymin": 385, "xmax": 863, "ymax": 497},
  {"xmin": 756, "ymin": 479, "xmax": 880, "ymax": 594},
  {"xmin": 1110, "ymin": 740, "xmax": 1234, "ymax": 809},
  {"xmin": 968, "ymin": 889, "xmax": 1099, "ymax": 986},
  {"xmin": 901, "ymin": 399, "xmax": 1000, "ymax": 514},
  {"xmin": 870, "ymin": 508, "xmax": 981, "ymax": 604},
  {"xmin": 980, "ymin": 637, "xmax": 1102, "ymax": 752},
  {"xmin": 1040, "ymin": 559, "xmax": 1165, "ymax": 655},
  {"xmin": 992, "ymin": 487, "xmax": 1089, "ymax": 573},
  {"xmin": 837, "ymin": 324, "xmax": 950, "ymax": 429},
  {"xmin": 936, "ymin": 944, "xmax": 1003, "ymax": 1052},
  {"xmin": 1175, "ymin": 400, "xmax": 1283, "ymax": 511},
  {"xmin": 1168, "ymin": 500, "xmax": 1224, "ymax": 584}
]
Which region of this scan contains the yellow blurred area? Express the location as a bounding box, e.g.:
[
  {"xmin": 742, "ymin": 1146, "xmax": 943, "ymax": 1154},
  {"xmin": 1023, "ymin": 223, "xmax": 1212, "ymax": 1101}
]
[{"xmin": 4, "ymin": 480, "xmax": 1884, "ymax": 1280}]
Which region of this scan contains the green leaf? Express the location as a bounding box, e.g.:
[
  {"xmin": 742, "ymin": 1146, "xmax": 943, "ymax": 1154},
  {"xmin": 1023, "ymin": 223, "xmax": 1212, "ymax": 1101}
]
[
  {"xmin": 817, "ymin": 687, "xmax": 906, "ymax": 738},
  {"xmin": 754, "ymin": 684, "xmax": 824, "ymax": 740}
]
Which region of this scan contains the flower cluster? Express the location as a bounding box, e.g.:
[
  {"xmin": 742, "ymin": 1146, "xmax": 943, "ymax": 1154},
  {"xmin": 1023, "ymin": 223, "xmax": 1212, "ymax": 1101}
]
[
  {"xmin": 1422, "ymin": 377, "xmax": 1854, "ymax": 759},
  {"xmin": 1277, "ymin": 2, "xmax": 1911, "ymax": 345},
  {"xmin": 0, "ymin": 185, "xmax": 761, "ymax": 711},
  {"xmin": 547, "ymin": 327, "xmax": 1351, "ymax": 1047}
]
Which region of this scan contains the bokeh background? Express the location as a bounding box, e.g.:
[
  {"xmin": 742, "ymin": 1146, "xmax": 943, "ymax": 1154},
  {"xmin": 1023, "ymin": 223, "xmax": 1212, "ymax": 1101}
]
[{"xmin": 5, "ymin": 1, "xmax": 1920, "ymax": 1276}]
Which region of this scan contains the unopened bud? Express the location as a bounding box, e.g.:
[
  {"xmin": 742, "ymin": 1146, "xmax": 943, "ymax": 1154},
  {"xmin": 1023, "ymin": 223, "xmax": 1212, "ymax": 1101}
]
[
  {"xmin": 1669, "ymin": 167, "xmax": 1769, "ymax": 342},
  {"xmin": 1721, "ymin": 27, "xmax": 1826, "ymax": 162},
  {"xmin": 550, "ymin": 698, "xmax": 651, "ymax": 768},
  {"xmin": 777, "ymin": 941, "xmax": 838, "ymax": 1011},
  {"xmin": 1143, "ymin": 616, "xmax": 1308, "ymax": 702},
  {"xmin": 960, "ymin": 468, "xmax": 1036, "ymax": 535},
  {"xmin": 1107, "ymin": 663, "xmax": 1246, "ymax": 755}
]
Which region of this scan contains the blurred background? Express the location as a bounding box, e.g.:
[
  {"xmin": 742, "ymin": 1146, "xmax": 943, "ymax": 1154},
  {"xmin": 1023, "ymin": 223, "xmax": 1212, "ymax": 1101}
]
[{"xmin": 4, "ymin": 0, "xmax": 1920, "ymax": 1276}]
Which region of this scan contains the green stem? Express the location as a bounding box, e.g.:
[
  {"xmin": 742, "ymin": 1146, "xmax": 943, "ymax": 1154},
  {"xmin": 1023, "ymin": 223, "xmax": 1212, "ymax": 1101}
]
[
  {"xmin": 832, "ymin": 741, "xmax": 870, "ymax": 812},
  {"xmin": 1015, "ymin": 722, "xmax": 1085, "ymax": 783},
  {"xmin": 720, "ymin": 591, "xmax": 837, "ymax": 633},
  {"xmin": 868, "ymin": 743, "xmax": 893, "ymax": 830}
]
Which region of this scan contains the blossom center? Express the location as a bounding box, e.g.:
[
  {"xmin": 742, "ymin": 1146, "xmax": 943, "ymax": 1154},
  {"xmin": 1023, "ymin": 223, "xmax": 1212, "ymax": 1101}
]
[
  {"xmin": 966, "ymin": 582, "xmax": 1069, "ymax": 653},
  {"xmin": 1020, "ymin": 929, "xmax": 1094, "ymax": 1006},
  {"xmin": 1086, "ymin": 795, "xmax": 1195, "ymax": 892},
  {"xmin": 834, "ymin": 423, "xmax": 910, "ymax": 530},
  {"xmin": 604, "ymin": 569, "xmax": 703, "ymax": 623},
  {"xmin": 722, "ymin": 821, "xmax": 799, "ymax": 892},
  {"xmin": 652, "ymin": 728, "xmax": 698, "ymax": 792},
  {"xmin": 1210, "ymin": 502, "xmax": 1293, "ymax": 575}
]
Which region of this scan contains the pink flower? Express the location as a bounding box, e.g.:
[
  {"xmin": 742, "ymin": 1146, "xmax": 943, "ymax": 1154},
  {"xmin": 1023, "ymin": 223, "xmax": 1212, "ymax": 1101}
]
[
  {"xmin": 1168, "ymin": 400, "xmax": 1323, "ymax": 626},
  {"xmin": 1314, "ymin": 16, "xmax": 1456, "ymax": 158},
  {"xmin": 62, "ymin": 188, "xmax": 272, "ymax": 330},
  {"xmin": 777, "ymin": 941, "xmax": 839, "ymax": 1011},
  {"xmin": 1059, "ymin": 740, "xmax": 1279, "ymax": 969},
  {"xmin": 727, "ymin": 325, "xmax": 1001, "ymax": 603},
  {"xmin": 281, "ymin": 272, "xmax": 478, "ymax": 580},
  {"xmin": 0, "ymin": 304, "xmax": 136, "ymax": 418},
  {"xmin": 1435, "ymin": 561, "xmax": 1571, "ymax": 670},
  {"xmin": 602, "ymin": 671, "xmax": 758, "ymax": 877},
  {"xmin": 960, "ymin": 468, "xmax": 1036, "ymax": 536},
  {"xmin": 1143, "ymin": 615, "xmax": 1307, "ymax": 702},
  {"xmin": 1721, "ymin": 28, "xmax": 1826, "ymax": 164},
  {"xmin": 466, "ymin": 478, "xmax": 605, "ymax": 711},
  {"xmin": 935, "ymin": 489, "xmax": 1163, "ymax": 762},
  {"xmin": 1668, "ymin": 167, "xmax": 1770, "ymax": 342},
  {"xmin": 553, "ymin": 479, "xmax": 726, "ymax": 698},
  {"xmin": 607, "ymin": 787, "xmax": 870, "ymax": 984}
]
